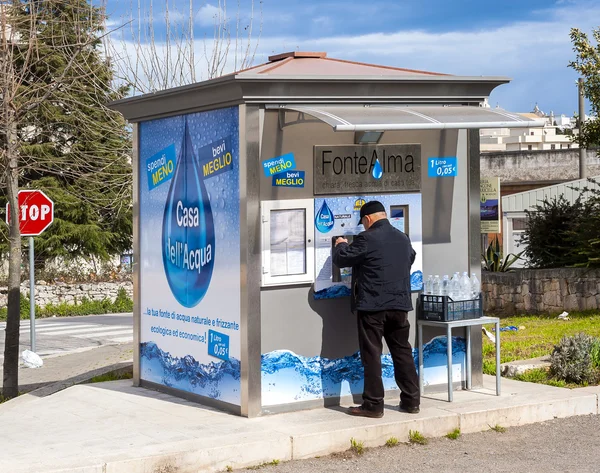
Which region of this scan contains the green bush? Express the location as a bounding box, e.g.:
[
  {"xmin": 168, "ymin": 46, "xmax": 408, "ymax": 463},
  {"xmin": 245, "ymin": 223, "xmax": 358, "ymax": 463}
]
[
  {"xmin": 0, "ymin": 290, "xmax": 133, "ymax": 321},
  {"xmin": 591, "ymin": 339, "xmax": 600, "ymax": 369},
  {"xmin": 549, "ymin": 333, "xmax": 597, "ymax": 384},
  {"xmin": 113, "ymin": 287, "xmax": 134, "ymax": 312},
  {"xmin": 522, "ymin": 195, "xmax": 585, "ymax": 268},
  {"xmin": 482, "ymin": 237, "xmax": 523, "ymax": 272},
  {"xmin": 521, "ymin": 178, "xmax": 600, "ymax": 268}
]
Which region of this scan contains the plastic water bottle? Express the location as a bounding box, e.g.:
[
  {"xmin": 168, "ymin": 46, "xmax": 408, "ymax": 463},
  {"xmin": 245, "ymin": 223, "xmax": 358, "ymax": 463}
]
[
  {"xmin": 424, "ymin": 275, "xmax": 433, "ymax": 295},
  {"xmin": 441, "ymin": 275, "xmax": 450, "ymax": 296},
  {"xmin": 471, "ymin": 273, "xmax": 481, "ymax": 298},
  {"xmin": 450, "ymin": 273, "xmax": 460, "ymax": 300},
  {"xmin": 459, "ymin": 272, "xmax": 471, "ymax": 300},
  {"xmin": 432, "ymin": 275, "xmax": 441, "ymax": 296}
]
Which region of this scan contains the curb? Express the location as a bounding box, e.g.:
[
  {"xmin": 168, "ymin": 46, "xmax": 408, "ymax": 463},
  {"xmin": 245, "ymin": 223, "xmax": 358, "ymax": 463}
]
[
  {"xmin": 0, "ymin": 361, "xmax": 133, "ymax": 412},
  {"xmin": 27, "ymin": 361, "xmax": 133, "ymax": 398},
  {"xmin": 38, "ymin": 386, "xmax": 600, "ymax": 473}
]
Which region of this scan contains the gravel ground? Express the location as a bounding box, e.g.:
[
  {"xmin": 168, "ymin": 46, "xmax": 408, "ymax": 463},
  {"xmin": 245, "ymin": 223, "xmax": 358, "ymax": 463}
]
[{"xmin": 235, "ymin": 414, "xmax": 600, "ymax": 473}]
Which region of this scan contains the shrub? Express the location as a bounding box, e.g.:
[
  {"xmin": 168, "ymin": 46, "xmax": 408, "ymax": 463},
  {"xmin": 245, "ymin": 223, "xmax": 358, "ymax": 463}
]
[
  {"xmin": 549, "ymin": 333, "xmax": 597, "ymax": 384},
  {"xmin": 481, "ymin": 237, "xmax": 523, "ymax": 272},
  {"xmin": 590, "ymin": 339, "xmax": 600, "ymax": 369},
  {"xmin": 113, "ymin": 287, "xmax": 134, "ymax": 312},
  {"xmin": 521, "ymin": 178, "xmax": 600, "ymax": 269},
  {"xmin": 522, "ymin": 195, "xmax": 585, "ymax": 268}
]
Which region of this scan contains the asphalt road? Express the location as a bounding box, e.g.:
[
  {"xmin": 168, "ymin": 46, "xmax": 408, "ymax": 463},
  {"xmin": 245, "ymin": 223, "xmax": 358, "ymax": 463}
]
[
  {"xmin": 0, "ymin": 313, "xmax": 133, "ymax": 360},
  {"xmin": 236, "ymin": 414, "xmax": 600, "ymax": 473}
]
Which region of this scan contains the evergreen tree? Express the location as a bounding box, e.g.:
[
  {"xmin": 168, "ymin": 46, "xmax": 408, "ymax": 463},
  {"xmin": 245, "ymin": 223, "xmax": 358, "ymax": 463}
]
[
  {"xmin": 1, "ymin": 0, "xmax": 130, "ymax": 398},
  {"xmin": 1, "ymin": 0, "xmax": 132, "ymax": 269}
]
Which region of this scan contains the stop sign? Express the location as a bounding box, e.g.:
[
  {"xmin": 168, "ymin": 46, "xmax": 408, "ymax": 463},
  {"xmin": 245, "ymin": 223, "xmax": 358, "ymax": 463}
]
[{"xmin": 6, "ymin": 190, "xmax": 54, "ymax": 236}]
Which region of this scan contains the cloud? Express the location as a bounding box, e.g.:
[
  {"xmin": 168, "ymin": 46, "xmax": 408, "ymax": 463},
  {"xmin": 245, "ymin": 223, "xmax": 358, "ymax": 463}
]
[
  {"xmin": 107, "ymin": 0, "xmax": 599, "ymax": 113},
  {"xmin": 196, "ymin": 4, "xmax": 225, "ymax": 27},
  {"xmin": 251, "ymin": 1, "xmax": 599, "ymax": 113},
  {"xmin": 312, "ymin": 16, "xmax": 332, "ymax": 27}
]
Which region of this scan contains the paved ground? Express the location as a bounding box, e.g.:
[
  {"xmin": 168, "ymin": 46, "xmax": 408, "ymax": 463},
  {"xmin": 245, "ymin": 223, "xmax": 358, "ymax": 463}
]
[
  {"xmin": 0, "ymin": 376, "xmax": 598, "ymax": 473},
  {"xmin": 0, "ymin": 313, "xmax": 133, "ymax": 360},
  {"xmin": 0, "ymin": 342, "xmax": 133, "ymax": 393},
  {"xmin": 234, "ymin": 414, "xmax": 600, "ymax": 473}
]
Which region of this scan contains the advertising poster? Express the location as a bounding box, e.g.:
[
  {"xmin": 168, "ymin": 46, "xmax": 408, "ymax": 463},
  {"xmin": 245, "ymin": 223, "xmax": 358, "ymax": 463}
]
[
  {"xmin": 312, "ymin": 194, "xmax": 424, "ymax": 299},
  {"xmin": 138, "ymin": 107, "xmax": 241, "ymax": 406},
  {"xmin": 480, "ymin": 177, "xmax": 501, "ymax": 233},
  {"xmin": 261, "ymin": 339, "xmax": 466, "ymax": 407}
]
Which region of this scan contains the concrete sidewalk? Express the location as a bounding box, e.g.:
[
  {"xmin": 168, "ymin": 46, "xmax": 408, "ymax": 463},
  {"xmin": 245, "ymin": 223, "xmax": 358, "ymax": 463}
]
[
  {"xmin": 1, "ymin": 375, "xmax": 599, "ymax": 473},
  {"xmin": 0, "ymin": 343, "xmax": 133, "ymax": 395}
]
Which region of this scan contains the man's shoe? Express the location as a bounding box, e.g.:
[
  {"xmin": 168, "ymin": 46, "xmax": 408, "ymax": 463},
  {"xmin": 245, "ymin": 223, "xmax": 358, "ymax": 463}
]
[
  {"xmin": 347, "ymin": 406, "xmax": 384, "ymax": 418},
  {"xmin": 399, "ymin": 403, "xmax": 420, "ymax": 414}
]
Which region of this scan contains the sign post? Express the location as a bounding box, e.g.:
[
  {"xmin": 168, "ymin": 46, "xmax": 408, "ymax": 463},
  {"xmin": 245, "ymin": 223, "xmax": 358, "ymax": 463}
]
[
  {"xmin": 6, "ymin": 190, "xmax": 54, "ymax": 352},
  {"xmin": 29, "ymin": 237, "xmax": 35, "ymax": 351}
]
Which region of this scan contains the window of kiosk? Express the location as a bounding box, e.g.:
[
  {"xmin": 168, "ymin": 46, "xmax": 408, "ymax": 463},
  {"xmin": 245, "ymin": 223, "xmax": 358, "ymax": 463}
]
[
  {"xmin": 261, "ymin": 199, "xmax": 315, "ymax": 286},
  {"xmin": 389, "ymin": 205, "xmax": 409, "ymax": 235}
]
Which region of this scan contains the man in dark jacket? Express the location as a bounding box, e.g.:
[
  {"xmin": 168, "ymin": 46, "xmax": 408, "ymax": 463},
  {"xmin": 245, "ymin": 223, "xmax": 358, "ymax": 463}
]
[{"xmin": 333, "ymin": 200, "xmax": 420, "ymax": 418}]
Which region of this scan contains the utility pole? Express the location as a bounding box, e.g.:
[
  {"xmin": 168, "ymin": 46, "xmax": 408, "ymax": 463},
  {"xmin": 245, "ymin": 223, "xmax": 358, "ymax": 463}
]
[{"xmin": 578, "ymin": 78, "xmax": 587, "ymax": 179}]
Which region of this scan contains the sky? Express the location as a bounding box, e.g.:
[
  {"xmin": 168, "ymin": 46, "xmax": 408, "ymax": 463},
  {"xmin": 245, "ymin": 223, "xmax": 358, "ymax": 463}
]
[{"xmin": 103, "ymin": 0, "xmax": 600, "ymax": 116}]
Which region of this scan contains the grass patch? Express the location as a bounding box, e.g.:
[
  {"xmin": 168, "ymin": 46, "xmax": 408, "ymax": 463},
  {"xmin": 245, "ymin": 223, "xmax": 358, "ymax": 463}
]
[
  {"xmin": 385, "ymin": 437, "xmax": 399, "ymax": 447},
  {"xmin": 490, "ymin": 424, "xmax": 506, "ymax": 433},
  {"xmin": 87, "ymin": 371, "xmax": 133, "ymax": 383},
  {"xmin": 408, "ymin": 430, "xmax": 428, "ymax": 445},
  {"xmin": 247, "ymin": 460, "xmax": 280, "ymax": 470},
  {"xmin": 482, "ymin": 311, "xmax": 600, "ymax": 375},
  {"xmin": 446, "ymin": 428, "xmax": 461, "ymax": 440},
  {"xmin": 511, "ymin": 368, "xmax": 585, "ymax": 388},
  {"xmin": 350, "ymin": 438, "xmax": 364, "ymax": 455},
  {"xmin": 0, "ymin": 392, "xmax": 24, "ymax": 404}
]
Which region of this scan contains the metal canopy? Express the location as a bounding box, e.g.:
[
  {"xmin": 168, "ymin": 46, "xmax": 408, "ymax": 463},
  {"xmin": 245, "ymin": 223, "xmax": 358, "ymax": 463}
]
[{"xmin": 267, "ymin": 104, "xmax": 545, "ymax": 131}]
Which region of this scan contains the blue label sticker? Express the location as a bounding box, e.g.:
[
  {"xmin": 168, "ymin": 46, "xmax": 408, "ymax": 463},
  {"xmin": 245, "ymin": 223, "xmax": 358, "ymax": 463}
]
[
  {"xmin": 272, "ymin": 170, "xmax": 305, "ymax": 187},
  {"xmin": 315, "ymin": 200, "xmax": 335, "ymax": 233},
  {"xmin": 146, "ymin": 144, "xmax": 176, "ymax": 190},
  {"xmin": 262, "ymin": 153, "xmax": 296, "ymax": 177},
  {"xmin": 428, "ymin": 157, "xmax": 457, "ymax": 178},
  {"xmin": 197, "ymin": 137, "xmax": 234, "ymax": 179},
  {"xmin": 208, "ymin": 330, "xmax": 230, "ymax": 361}
]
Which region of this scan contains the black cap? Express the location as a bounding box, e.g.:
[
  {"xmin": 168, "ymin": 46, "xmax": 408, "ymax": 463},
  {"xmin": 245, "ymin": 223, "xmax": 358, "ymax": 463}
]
[{"xmin": 359, "ymin": 201, "xmax": 386, "ymax": 223}]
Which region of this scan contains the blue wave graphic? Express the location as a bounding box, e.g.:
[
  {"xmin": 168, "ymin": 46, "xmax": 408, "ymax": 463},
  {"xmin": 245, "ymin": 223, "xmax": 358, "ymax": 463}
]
[
  {"xmin": 411, "ymin": 270, "xmax": 423, "ymax": 291},
  {"xmin": 314, "ymin": 285, "xmax": 351, "ymax": 300},
  {"xmin": 141, "ymin": 342, "xmax": 240, "ymax": 404},
  {"xmin": 261, "ymin": 336, "xmax": 466, "ymax": 406}
]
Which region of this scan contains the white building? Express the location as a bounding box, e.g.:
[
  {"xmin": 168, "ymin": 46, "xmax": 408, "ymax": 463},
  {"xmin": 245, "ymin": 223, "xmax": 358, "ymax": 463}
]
[{"xmin": 480, "ymin": 107, "xmax": 579, "ymax": 152}]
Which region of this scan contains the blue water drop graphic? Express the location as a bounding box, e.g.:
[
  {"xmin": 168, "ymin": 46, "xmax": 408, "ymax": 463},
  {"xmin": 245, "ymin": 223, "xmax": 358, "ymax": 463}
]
[
  {"xmin": 315, "ymin": 201, "xmax": 335, "ymax": 233},
  {"xmin": 372, "ymin": 158, "xmax": 383, "ymax": 179},
  {"xmin": 162, "ymin": 120, "xmax": 215, "ymax": 308}
]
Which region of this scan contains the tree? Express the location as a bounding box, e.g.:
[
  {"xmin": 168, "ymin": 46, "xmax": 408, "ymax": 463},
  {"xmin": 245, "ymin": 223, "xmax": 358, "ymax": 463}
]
[
  {"xmin": 0, "ymin": 0, "xmax": 131, "ymax": 398},
  {"xmin": 570, "ymin": 28, "xmax": 600, "ymax": 149},
  {"xmin": 107, "ymin": 0, "xmax": 263, "ymax": 94}
]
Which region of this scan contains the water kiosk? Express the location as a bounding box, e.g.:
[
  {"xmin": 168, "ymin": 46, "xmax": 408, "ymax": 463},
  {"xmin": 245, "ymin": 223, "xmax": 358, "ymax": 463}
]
[{"xmin": 111, "ymin": 52, "xmax": 544, "ymax": 417}]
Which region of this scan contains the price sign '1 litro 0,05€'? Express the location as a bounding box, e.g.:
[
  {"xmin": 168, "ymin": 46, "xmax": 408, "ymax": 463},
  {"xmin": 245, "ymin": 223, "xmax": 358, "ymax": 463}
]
[{"xmin": 427, "ymin": 157, "xmax": 458, "ymax": 178}]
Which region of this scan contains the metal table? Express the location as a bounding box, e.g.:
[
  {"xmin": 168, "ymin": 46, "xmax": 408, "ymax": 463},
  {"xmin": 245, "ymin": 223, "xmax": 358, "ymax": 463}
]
[{"xmin": 417, "ymin": 316, "xmax": 500, "ymax": 402}]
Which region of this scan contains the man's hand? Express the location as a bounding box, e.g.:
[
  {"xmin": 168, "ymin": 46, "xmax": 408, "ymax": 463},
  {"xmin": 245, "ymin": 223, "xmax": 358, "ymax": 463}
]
[{"xmin": 335, "ymin": 237, "xmax": 349, "ymax": 246}]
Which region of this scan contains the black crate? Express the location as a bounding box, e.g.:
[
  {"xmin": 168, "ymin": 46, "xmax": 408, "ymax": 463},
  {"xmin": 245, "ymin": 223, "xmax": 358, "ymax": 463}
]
[{"xmin": 417, "ymin": 294, "xmax": 482, "ymax": 322}]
